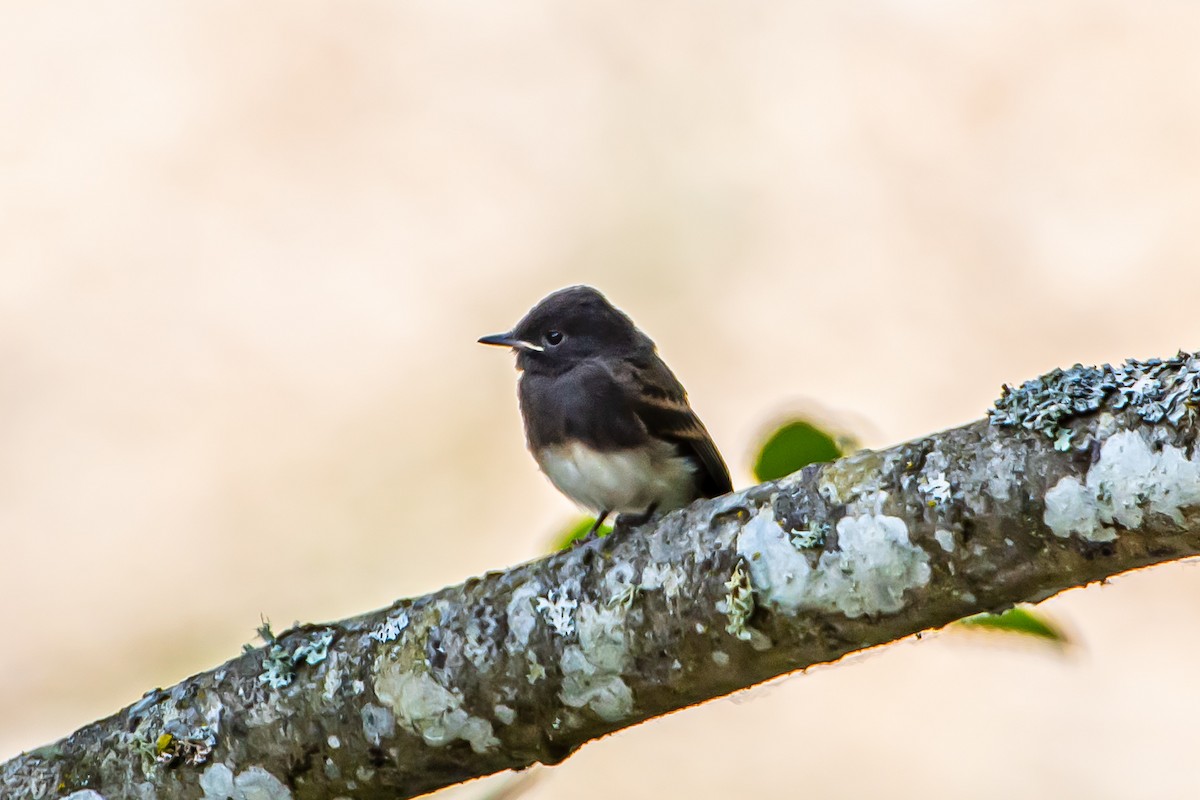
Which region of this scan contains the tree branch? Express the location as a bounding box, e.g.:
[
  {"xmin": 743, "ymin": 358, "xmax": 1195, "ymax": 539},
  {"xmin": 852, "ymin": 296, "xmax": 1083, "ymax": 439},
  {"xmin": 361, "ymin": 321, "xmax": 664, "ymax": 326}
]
[{"xmin": 6, "ymin": 352, "xmax": 1200, "ymax": 800}]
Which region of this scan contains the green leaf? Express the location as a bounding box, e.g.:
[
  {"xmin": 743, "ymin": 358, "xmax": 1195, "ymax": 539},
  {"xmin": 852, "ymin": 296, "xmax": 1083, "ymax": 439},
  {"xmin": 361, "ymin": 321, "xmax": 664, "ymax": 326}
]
[
  {"xmin": 553, "ymin": 517, "xmax": 613, "ymax": 551},
  {"xmin": 956, "ymin": 606, "xmax": 1069, "ymax": 645},
  {"xmin": 753, "ymin": 419, "xmax": 845, "ymax": 482}
]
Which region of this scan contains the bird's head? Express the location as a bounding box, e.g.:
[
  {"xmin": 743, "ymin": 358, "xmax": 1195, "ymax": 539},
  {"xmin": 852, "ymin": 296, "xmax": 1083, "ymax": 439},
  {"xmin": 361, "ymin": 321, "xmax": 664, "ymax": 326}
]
[{"xmin": 478, "ymin": 285, "xmax": 651, "ymax": 373}]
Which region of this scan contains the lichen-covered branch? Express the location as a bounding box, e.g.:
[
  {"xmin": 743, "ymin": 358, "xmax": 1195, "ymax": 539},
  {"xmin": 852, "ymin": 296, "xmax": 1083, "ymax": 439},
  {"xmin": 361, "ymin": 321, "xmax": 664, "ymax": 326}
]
[{"xmin": 6, "ymin": 352, "xmax": 1200, "ymax": 800}]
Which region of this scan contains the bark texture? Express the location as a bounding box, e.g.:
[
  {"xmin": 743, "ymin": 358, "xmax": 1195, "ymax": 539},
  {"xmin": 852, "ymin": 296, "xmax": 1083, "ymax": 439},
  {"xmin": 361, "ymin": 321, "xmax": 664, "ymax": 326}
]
[{"xmin": 5, "ymin": 353, "xmax": 1200, "ymax": 800}]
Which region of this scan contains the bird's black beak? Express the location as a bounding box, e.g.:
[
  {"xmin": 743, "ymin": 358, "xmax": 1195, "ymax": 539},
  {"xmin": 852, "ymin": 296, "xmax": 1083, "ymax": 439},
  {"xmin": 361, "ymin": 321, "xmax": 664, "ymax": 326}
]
[{"xmin": 478, "ymin": 332, "xmax": 544, "ymax": 352}]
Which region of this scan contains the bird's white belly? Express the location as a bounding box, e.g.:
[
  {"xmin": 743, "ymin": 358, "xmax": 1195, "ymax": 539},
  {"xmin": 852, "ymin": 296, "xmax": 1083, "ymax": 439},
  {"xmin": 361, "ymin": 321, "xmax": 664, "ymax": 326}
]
[{"xmin": 536, "ymin": 440, "xmax": 698, "ymax": 515}]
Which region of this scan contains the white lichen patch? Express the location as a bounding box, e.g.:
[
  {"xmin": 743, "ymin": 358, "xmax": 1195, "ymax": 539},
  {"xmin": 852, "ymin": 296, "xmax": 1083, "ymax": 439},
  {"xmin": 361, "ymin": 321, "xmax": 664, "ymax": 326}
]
[
  {"xmin": 526, "ymin": 652, "xmax": 546, "ymax": 684},
  {"xmin": 640, "ymin": 563, "xmax": 687, "ymax": 599},
  {"xmin": 817, "ymin": 449, "xmax": 897, "ymax": 514},
  {"xmin": 64, "ymin": 792, "xmax": 105, "ymax": 800},
  {"xmin": 934, "ymin": 529, "xmax": 955, "ymax": 553},
  {"xmin": 360, "ymin": 703, "xmax": 395, "ymax": 746},
  {"xmin": 535, "ymin": 589, "xmax": 578, "ymax": 637},
  {"xmin": 369, "ymin": 612, "xmax": 409, "ymax": 644},
  {"xmin": 918, "ymin": 472, "xmax": 952, "ymax": 507},
  {"xmin": 200, "ymin": 764, "xmax": 235, "ymax": 800},
  {"xmin": 1044, "ymin": 429, "xmax": 1200, "ymax": 542},
  {"xmin": 505, "ymin": 580, "xmax": 543, "ymax": 654},
  {"xmin": 494, "ymin": 704, "xmax": 516, "ymax": 725},
  {"xmin": 372, "ymin": 665, "xmax": 499, "ymax": 753},
  {"xmin": 983, "ymin": 441, "xmax": 1019, "ymax": 503},
  {"xmin": 558, "ymin": 603, "xmax": 633, "ymax": 722},
  {"xmin": 200, "ymin": 764, "xmax": 292, "ymax": 800},
  {"xmin": 321, "ymin": 653, "xmax": 343, "ymax": 702},
  {"xmin": 737, "ymin": 508, "xmax": 931, "ymax": 618},
  {"xmin": 916, "ymin": 450, "xmax": 953, "ymax": 508},
  {"xmin": 463, "ymin": 611, "xmax": 498, "ymax": 670},
  {"xmin": 234, "ymin": 767, "xmax": 292, "ymax": 800}
]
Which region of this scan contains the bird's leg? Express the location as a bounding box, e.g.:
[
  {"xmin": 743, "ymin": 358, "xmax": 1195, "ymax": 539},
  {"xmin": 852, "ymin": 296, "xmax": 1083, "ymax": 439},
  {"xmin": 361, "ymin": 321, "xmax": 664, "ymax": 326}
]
[
  {"xmin": 572, "ymin": 512, "xmax": 610, "ymax": 548},
  {"xmin": 587, "ymin": 510, "xmax": 610, "ymax": 538}
]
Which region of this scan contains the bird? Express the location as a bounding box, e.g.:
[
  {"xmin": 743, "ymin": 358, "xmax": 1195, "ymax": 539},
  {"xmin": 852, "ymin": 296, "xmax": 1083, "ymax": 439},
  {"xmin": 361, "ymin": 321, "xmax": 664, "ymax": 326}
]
[{"xmin": 479, "ymin": 285, "xmax": 732, "ymax": 534}]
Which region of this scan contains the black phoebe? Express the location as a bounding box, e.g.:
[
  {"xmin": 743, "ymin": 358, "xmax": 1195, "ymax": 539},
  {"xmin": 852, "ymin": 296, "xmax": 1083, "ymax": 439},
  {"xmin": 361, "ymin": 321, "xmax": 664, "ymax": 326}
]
[{"xmin": 479, "ymin": 286, "xmax": 732, "ymax": 533}]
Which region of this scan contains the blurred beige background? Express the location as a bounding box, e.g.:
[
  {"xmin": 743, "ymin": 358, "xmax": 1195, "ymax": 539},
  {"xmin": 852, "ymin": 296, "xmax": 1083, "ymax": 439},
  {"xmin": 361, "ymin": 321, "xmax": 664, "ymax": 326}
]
[{"xmin": 4, "ymin": 1, "xmax": 1200, "ymax": 797}]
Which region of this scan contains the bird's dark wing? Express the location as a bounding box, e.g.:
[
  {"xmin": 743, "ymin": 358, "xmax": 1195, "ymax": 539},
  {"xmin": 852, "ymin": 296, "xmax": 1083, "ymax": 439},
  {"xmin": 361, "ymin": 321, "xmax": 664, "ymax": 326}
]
[{"xmin": 615, "ymin": 353, "xmax": 733, "ymax": 499}]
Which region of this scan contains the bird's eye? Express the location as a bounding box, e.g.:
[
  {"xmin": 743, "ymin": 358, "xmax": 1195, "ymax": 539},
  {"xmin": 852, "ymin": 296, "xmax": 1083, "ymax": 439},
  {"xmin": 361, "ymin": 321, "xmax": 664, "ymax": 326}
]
[{"xmin": 544, "ymin": 330, "xmax": 564, "ymax": 346}]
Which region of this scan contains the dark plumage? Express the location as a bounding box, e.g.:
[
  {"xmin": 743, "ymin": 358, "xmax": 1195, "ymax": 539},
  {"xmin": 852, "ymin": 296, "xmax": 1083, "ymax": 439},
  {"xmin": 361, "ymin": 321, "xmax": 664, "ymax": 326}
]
[{"xmin": 479, "ymin": 286, "xmax": 732, "ymax": 531}]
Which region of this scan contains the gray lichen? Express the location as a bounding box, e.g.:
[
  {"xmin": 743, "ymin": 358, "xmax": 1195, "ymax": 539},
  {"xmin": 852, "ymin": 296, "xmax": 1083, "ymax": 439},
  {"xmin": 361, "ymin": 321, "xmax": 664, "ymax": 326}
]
[{"xmin": 990, "ymin": 351, "xmax": 1200, "ymax": 444}]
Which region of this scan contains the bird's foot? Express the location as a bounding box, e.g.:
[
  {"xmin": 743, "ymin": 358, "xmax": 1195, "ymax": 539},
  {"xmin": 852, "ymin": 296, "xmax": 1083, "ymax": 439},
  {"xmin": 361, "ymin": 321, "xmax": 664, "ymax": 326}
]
[{"xmin": 614, "ymin": 503, "xmax": 660, "ymax": 532}]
